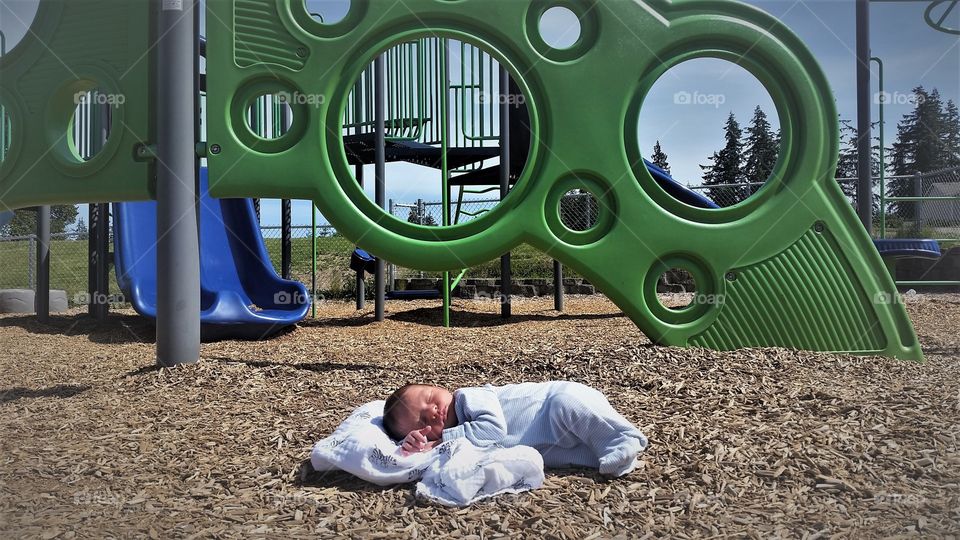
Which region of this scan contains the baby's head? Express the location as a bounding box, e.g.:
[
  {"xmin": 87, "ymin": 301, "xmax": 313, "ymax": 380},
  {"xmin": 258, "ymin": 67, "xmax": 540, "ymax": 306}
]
[{"xmin": 383, "ymin": 384, "xmax": 456, "ymax": 441}]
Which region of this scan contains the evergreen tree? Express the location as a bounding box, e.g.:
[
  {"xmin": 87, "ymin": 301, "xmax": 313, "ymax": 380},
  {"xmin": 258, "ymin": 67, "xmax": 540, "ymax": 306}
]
[
  {"xmin": 742, "ymin": 106, "xmax": 779, "ymax": 195},
  {"xmin": 651, "ymin": 141, "xmax": 671, "ymax": 173},
  {"xmin": 942, "ymin": 100, "xmax": 960, "ymax": 168},
  {"xmin": 836, "ymin": 117, "xmax": 882, "ymax": 207},
  {"xmin": 700, "ymin": 113, "xmax": 745, "ymax": 206},
  {"xmin": 887, "ymin": 87, "xmax": 953, "ymax": 217},
  {"xmin": 6, "ymin": 205, "xmax": 80, "ymax": 236},
  {"xmin": 407, "ymin": 206, "xmax": 437, "ymax": 226},
  {"xmin": 74, "ymin": 217, "xmax": 88, "ymax": 235}
]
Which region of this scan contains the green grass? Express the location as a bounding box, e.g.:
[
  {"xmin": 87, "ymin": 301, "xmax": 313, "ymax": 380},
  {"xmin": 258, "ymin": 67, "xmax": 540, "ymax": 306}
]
[
  {"xmin": 0, "ymin": 234, "xmax": 583, "ymax": 305},
  {"xmin": 0, "ymin": 237, "xmax": 123, "ymax": 306}
]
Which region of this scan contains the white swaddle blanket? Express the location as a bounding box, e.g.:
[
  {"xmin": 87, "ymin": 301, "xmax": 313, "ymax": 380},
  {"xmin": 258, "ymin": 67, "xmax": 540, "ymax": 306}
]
[{"xmin": 310, "ymin": 400, "xmax": 544, "ymax": 506}]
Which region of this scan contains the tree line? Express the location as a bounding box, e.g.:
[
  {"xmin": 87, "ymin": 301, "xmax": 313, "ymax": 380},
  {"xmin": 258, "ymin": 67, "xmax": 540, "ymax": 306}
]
[
  {"xmin": 652, "ymin": 86, "xmax": 960, "ymax": 212},
  {"xmin": 651, "ymin": 106, "xmax": 780, "ymax": 206}
]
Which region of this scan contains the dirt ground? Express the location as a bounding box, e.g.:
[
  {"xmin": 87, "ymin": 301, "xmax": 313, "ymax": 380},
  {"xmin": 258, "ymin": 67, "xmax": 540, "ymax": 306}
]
[{"xmin": 0, "ymin": 294, "xmax": 958, "ymax": 539}]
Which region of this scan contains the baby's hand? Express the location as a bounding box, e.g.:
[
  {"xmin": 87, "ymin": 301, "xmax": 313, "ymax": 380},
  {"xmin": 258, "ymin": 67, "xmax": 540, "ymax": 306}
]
[{"xmin": 401, "ymin": 426, "xmax": 436, "ymax": 454}]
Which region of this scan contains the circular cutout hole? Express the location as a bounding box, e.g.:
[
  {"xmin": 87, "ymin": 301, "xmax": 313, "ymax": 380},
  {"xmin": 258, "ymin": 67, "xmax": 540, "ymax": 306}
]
[
  {"xmin": 69, "ymin": 89, "xmax": 114, "ymax": 162},
  {"xmin": 657, "ymin": 267, "xmax": 697, "ymax": 310},
  {"xmin": 637, "ymin": 58, "xmax": 781, "ymax": 209},
  {"xmin": 303, "ymin": 0, "xmax": 351, "ymax": 25},
  {"xmin": 559, "ymin": 189, "xmax": 599, "ymax": 231},
  {"xmin": 342, "ymin": 38, "xmax": 532, "ymax": 229},
  {"xmin": 0, "ymin": 0, "xmax": 40, "ymax": 55},
  {"xmin": 539, "ymin": 7, "xmax": 582, "ymax": 50},
  {"xmin": 246, "ymin": 93, "xmax": 294, "ymax": 141}
]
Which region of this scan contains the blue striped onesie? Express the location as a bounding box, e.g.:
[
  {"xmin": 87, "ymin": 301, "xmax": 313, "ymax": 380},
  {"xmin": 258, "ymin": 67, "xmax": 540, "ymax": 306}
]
[{"xmin": 441, "ymin": 381, "xmax": 648, "ymax": 476}]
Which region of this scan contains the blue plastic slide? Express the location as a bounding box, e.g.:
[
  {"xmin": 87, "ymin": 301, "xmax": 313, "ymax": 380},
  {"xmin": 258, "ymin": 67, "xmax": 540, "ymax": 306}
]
[
  {"xmin": 643, "ymin": 159, "xmax": 721, "ymax": 209},
  {"xmin": 113, "ymin": 168, "xmax": 309, "ymax": 340}
]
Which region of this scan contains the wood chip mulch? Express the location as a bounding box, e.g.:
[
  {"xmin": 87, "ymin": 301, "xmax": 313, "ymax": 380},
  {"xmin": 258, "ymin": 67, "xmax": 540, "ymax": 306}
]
[{"xmin": 1, "ymin": 294, "xmax": 958, "ymax": 538}]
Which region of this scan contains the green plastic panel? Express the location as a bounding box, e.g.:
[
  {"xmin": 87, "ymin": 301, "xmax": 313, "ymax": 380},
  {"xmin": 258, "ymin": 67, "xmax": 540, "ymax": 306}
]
[
  {"xmin": 0, "ymin": 1, "xmax": 154, "ymax": 210},
  {"xmin": 202, "ymin": 0, "xmax": 921, "ymax": 360}
]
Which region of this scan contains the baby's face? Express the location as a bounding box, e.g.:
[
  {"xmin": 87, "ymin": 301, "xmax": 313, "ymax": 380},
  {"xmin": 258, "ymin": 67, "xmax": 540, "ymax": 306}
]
[{"xmin": 396, "ymin": 385, "xmax": 456, "ymax": 441}]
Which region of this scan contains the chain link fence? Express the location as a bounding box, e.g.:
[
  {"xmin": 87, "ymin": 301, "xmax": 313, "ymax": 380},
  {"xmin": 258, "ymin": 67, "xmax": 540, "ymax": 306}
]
[
  {"xmin": 0, "ymin": 231, "xmax": 122, "ymax": 307},
  {"xmin": 687, "ymin": 171, "xmax": 960, "ymax": 247},
  {"xmin": 1, "ymin": 172, "xmax": 955, "ymax": 309},
  {"xmin": 388, "ymin": 193, "xmax": 599, "ymax": 282},
  {"xmin": 258, "ymin": 225, "xmax": 359, "ymax": 298}
]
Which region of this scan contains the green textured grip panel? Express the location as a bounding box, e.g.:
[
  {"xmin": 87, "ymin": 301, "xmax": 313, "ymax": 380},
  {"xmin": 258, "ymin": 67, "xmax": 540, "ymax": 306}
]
[
  {"xmin": 690, "ymin": 229, "xmax": 887, "ymax": 352},
  {"xmin": 204, "ymin": 0, "xmax": 924, "ymax": 360},
  {"xmin": 234, "ymin": 0, "xmax": 308, "ymax": 70},
  {"xmin": 0, "ymin": 1, "xmax": 153, "ymax": 210}
]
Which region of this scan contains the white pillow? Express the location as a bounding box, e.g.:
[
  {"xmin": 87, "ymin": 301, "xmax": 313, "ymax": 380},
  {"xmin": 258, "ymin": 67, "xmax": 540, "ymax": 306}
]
[{"xmin": 310, "ymin": 400, "xmax": 438, "ymax": 486}]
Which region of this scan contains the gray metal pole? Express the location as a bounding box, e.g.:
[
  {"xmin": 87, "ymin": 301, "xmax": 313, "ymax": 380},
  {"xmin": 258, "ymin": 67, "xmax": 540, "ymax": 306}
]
[
  {"xmin": 499, "ymin": 66, "xmax": 512, "ymax": 318},
  {"xmin": 281, "ymin": 199, "xmax": 292, "ymax": 279},
  {"xmin": 156, "ymin": 0, "xmax": 200, "ymax": 366},
  {"xmin": 856, "ymin": 0, "xmax": 874, "ymax": 232},
  {"xmin": 553, "ymin": 260, "xmax": 564, "ymax": 312},
  {"xmin": 35, "ymin": 206, "xmax": 50, "ymax": 321},
  {"xmin": 95, "ymin": 203, "xmax": 109, "ymax": 319},
  {"xmin": 387, "ymin": 199, "xmax": 395, "ymax": 291},
  {"xmin": 354, "ymin": 78, "xmax": 365, "ymax": 311},
  {"xmin": 375, "ymin": 54, "xmax": 386, "ymax": 321}
]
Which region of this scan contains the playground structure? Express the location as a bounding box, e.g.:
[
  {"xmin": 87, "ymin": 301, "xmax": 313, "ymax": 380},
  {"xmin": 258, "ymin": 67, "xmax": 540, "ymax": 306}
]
[{"xmin": 0, "ymin": 0, "xmax": 949, "ymax": 364}]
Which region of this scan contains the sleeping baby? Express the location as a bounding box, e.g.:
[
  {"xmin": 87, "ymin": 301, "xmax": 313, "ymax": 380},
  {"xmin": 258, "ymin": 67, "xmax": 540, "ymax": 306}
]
[{"xmin": 382, "ymin": 381, "xmax": 648, "ymax": 477}]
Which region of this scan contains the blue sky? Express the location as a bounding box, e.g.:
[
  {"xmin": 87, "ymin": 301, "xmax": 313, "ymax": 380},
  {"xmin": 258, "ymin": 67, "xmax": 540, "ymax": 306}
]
[{"xmin": 1, "ymin": 0, "xmax": 958, "ymax": 227}]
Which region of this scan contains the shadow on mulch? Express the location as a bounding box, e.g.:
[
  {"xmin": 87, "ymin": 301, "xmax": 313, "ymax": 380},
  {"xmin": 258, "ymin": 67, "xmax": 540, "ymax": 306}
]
[
  {"xmin": 0, "ymin": 313, "xmax": 154, "ymax": 344},
  {"xmin": 0, "ymin": 384, "xmax": 91, "ymax": 403},
  {"xmin": 387, "ymin": 306, "xmax": 624, "ymax": 327},
  {"xmin": 298, "ymin": 316, "xmax": 379, "ymax": 329},
  {"xmin": 213, "ymin": 357, "xmax": 384, "ymax": 372},
  {"xmin": 922, "ymin": 345, "xmax": 960, "ymax": 356},
  {"xmin": 297, "ymin": 462, "xmax": 397, "ymax": 494},
  {"xmin": 122, "ymin": 357, "xmax": 384, "ymax": 378}
]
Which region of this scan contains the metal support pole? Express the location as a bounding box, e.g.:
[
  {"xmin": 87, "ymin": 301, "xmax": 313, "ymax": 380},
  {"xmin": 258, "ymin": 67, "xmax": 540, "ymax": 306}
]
[
  {"xmin": 375, "ymin": 54, "xmax": 386, "ymax": 322},
  {"xmin": 553, "ymin": 260, "xmax": 564, "ymax": 312},
  {"xmin": 499, "ymin": 66, "xmax": 512, "ymax": 318},
  {"xmin": 872, "ymin": 56, "xmax": 886, "ymax": 238},
  {"xmin": 354, "ymin": 73, "xmax": 366, "ymax": 311},
  {"xmin": 87, "ymin": 203, "xmax": 109, "ymax": 320},
  {"xmin": 35, "ymin": 206, "xmax": 50, "ymax": 321},
  {"xmin": 95, "ymin": 203, "xmax": 109, "ymax": 317},
  {"xmin": 856, "ymin": 0, "xmax": 874, "ymax": 233},
  {"xmin": 281, "ymin": 199, "xmax": 292, "ymax": 280},
  {"xmin": 387, "ymin": 199, "xmax": 395, "ymax": 291},
  {"xmin": 156, "ymin": 0, "xmax": 200, "ymax": 366},
  {"xmin": 311, "ymin": 204, "xmax": 317, "ymax": 318},
  {"xmin": 440, "ymin": 40, "xmax": 451, "ymax": 328},
  {"xmin": 87, "ymin": 204, "xmax": 96, "ymax": 315}
]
